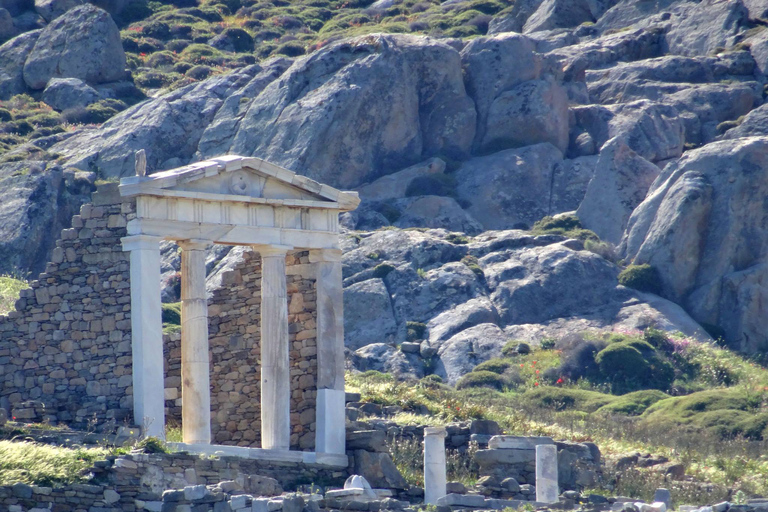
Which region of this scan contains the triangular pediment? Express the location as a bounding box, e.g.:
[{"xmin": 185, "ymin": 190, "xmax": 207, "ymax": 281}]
[{"xmin": 119, "ymin": 155, "xmax": 360, "ymax": 211}]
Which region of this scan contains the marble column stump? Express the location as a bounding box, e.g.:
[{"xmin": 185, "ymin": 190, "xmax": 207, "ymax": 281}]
[
  {"xmin": 121, "ymin": 235, "xmax": 165, "ymax": 439},
  {"xmin": 310, "ymin": 249, "xmax": 346, "ymax": 454},
  {"xmin": 179, "ymin": 239, "xmax": 213, "ymax": 445},
  {"xmin": 536, "ymin": 444, "xmax": 559, "ymax": 504},
  {"xmin": 424, "ymin": 427, "xmax": 448, "ymax": 505},
  {"xmin": 260, "ymin": 246, "xmax": 291, "ymax": 451}
]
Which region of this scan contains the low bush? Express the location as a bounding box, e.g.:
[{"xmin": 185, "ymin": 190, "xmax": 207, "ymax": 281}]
[
  {"xmin": 405, "ymin": 174, "xmax": 457, "ymax": 198},
  {"xmin": 531, "ymin": 214, "xmax": 599, "ymax": 241},
  {"xmin": 372, "ymin": 263, "xmax": 395, "ymax": 279},
  {"xmin": 474, "ymin": 358, "xmax": 511, "ymax": 374},
  {"xmin": 518, "ymin": 387, "xmax": 616, "ymax": 412},
  {"xmin": 406, "ymin": 321, "xmax": 427, "ymax": 341},
  {"xmin": 596, "ymin": 389, "xmax": 669, "ymax": 416},
  {"xmin": 557, "ymin": 334, "xmax": 607, "ymax": 382},
  {"xmin": 0, "ymin": 441, "xmax": 112, "ymax": 486},
  {"xmin": 162, "ymin": 302, "xmax": 182, "ymax": 324},
  {"xmin": 456, "ymin": 370, "xmax": 509, "ymax": 391},
  {"xmin": 618, "ymin": 264, "xmax": 663, "ymax": 294}
]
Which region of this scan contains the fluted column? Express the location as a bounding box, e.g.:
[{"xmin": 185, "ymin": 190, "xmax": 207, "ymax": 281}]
[
  {"xmin": 260, "ymin": 246, "xmax": 291, "ymax": 451},
  {"xmin": 179, "ymin": 239, "xmax": 213, "ymax": 445},
  {"xmin": 122, "ymin": 234, "xmax": 165, "ymax": 439},
  {"xmin": 309, "ymin": 248, "xmax": 346, "ymax": 454}
]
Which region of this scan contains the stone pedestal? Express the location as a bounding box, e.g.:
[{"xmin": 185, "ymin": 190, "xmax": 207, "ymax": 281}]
[
  {"xmin": 310, "ymin": 249, "xmax": 346, "ymax": 454},
  {"xmin": 179, "ymin": 239, "xmax": 213, "ymax": 445},
  {"xmin": 122, "ymin": 235, "xmax": 165, "ymax": 439},
  {"xmin": 260, "ymin": 246, "xmax": 291, "ymax": 450},
  {"xmin": 424, "ymin": 427, "xmax": 448, "ymax": 505},
  {"xmin": 536, "ymin": 444, "xmax": 558, "ymax": 504}
]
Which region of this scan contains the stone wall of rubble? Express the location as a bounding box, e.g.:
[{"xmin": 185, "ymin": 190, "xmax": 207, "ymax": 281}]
[
  {"xmin": 206, "ymin": 248, "xmax": 319, "ymax": 450},
  {"xmin": 0, "ymin": 185, "xmax": 320, "ymax": 449},
  {"xmin": 0, "ymin": 451, "xmax": 346, "ymax": 512},
  {"xmin": 0, "ymin": 189, "xmax": 136, "ymax": 429}
]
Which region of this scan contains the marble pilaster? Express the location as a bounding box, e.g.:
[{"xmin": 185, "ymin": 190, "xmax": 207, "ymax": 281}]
[
  {"xmin": 310, "ymin": 248, "xmax": 345, "ymax": 454},
  {"xmin": 121, "ymin": 234, "xmax": 165, "ymax": 439}
]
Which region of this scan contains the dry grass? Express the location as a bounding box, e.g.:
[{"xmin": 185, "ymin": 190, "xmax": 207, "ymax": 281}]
[
  {"xmin": 0, "ymin": 275, "xmax": 27, "ymax": 316},
  {"xmin": 0, "ymin": 441, "xmax": 110, "ymax": 486}
]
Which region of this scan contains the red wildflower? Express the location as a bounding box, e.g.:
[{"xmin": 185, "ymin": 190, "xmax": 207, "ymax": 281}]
[
  {"xmin": 556, "ymin": 378, "xmax": 564, "ymax": 384},
  {"xmin": 534, "ymin": 382, "xmax": 539, "ymax": 386}
]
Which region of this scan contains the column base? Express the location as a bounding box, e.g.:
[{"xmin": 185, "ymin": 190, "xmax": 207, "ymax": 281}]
[{"xmin": 316, "ymin": 388, "xmax": 346, "ymax": 454}]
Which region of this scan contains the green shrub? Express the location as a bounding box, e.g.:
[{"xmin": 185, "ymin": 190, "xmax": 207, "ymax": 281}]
[
  {"xmin": 460, "ymin": 255, "xmax": 483, "ymax": 278},
  {"xmin": 595, "ymin": 343, "xmax": 649, "ymax": 380},
  {"xmin": 596, "ymin": 389, "xmax": 669, "ymax": 416},
  {"xmin": 474, "ymin": 358, "xmax": 512, "ymax": 374},
  {"xmin": 186, "ymin": 64, "xmax": 214, "ymax": 80},
  {"xmin": 136, "ymin": 436, "xmax": 169, "ymax": 453},
  {"xmin": 180, "ymin": 43, "xmax": 224, "ymax": 63},
  {"xmin": 275, "ymin": 41, "xmax": 306, "ymax": 56},
  {"xmin": 456, "ymin": 370, "xmax": 508, "ymax": 391},
  {"xmin": 643, "ymin": 327, "xmax": 673, "ymax": 351},
  {"xmin": 373, "ymin": 263, "xmax": 395, "ymax": 279},
  {"xmin": 374, "ymin": 203, "xmax": 401, "ymax": 223},
  {"xmin": 162, "ymin": 302, "xmax": 182, "ymax": 324},
  {"xmin": 540, "ymin": 338, "xmax": 556, "ymax": 350},
  {"xmin": 501, "ymin": 339, "xmax": 526, "ymax": 357},
  {"xmin": 585, "ymin": 240, "xmax": 616, "ymax": 261},
  {"xmin": 0, "ymin": 109, "xmax": 12, "ymax": 122},
  {"xmin": 406, "ymin": 321, "xmax": 427, "ymax": 341},
  {"xmin": 405, "ymin": 174, "xmax": 457, "ymax": 198},
  {"xmin": 531, "ymin": 214, "xmax": 599, "ymax": 241},
  {"xmin": 445, "ymin": 233, "xmax": 469, "ymax": 244},
  {"xmin": 618, "ymin": 264, "xmax": 662, "ymax": 294},
  {"xmin": 519, "ymin": 387, "xmax": 616, "ymax": 412}
]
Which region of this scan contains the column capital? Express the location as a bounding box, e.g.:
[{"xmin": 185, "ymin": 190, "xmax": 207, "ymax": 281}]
[
  {"xmin": 178, "ymin": 238, "xmax": 213, "ymax": 251},
  {"xmin": 121, "ymin": 234, "xmax": 163, "ymax": 252},
  {"xmin": 424, "ymin": 427, "xmax": 447, "ymax": 438},
  {"xmin": 258, "ymin": 244, "xmax": 293, "ymax": 258},
  {"xmin": 309, "ymin": 248, "xmax": 342, "ymax": 263}
]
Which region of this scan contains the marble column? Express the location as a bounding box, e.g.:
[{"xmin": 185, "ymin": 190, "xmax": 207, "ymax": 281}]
[
  {"xmin": 309, "ymin": 249, "xmax": 346, "ymax": 454},
  {"xmin": 424, "ymin": 427, "xmax": 447, "ymax": 505},
  {"xmin": 260, "ymin": 246, "xmax": 291, "ymax": 451},
  {"xmin": 536, "ymin": 444, "xmax": 559, "ymax": 504},
  {"xmin": 179, "ymin": 239, "xmax": 213, "ymax": 445},
  {"xmin": 121, "ymin": 234, "xmax": 165, "ymax": 439}
]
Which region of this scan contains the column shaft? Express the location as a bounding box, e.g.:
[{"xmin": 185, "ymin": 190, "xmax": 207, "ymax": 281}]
[
  {"xmin": 122, "ymin": 235, "xmax": 165, "ymax": 439},
  {"xmin": 536, "ymin": 444, "xmax": 559, "ymax": 504},
  {"xmin": 424, "ymin": 427, "xmax": 448, "ymax": 505},
  {"xmin": 310, "ymin": 249, "xmax": 346, "ymax": 454},
  {"xmin": 180, "ymin": 240, "xmax": 212, "ymax": 445},
  {"xmin": 260, "ymin": 247, "xmax": 291, "ymax": 451}
]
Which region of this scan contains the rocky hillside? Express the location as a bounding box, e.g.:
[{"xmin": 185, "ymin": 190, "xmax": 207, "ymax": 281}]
[{"xmin": 2, "ymin": 0, "xmax": 768, "ymax": 366}]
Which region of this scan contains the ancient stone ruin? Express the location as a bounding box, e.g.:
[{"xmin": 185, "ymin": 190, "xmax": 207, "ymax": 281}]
[{"xmin": 0, "ymin": 155, "xmax": 360, "ymax": 467}]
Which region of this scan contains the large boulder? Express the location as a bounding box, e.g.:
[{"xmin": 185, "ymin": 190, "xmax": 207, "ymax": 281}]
[
  {"xmin": 392, "ymin": 196, "xmax": 483, "ymax": 235},
  {"xmin": 482, "ymin": 78, "xmax": 569, "ymax": 153},
  {"xmin": 22, "ymin": 4, "xmax": 126, "ymax": 90},
  {"xmin": 622, "ymin": 137, "xmax": 768, "ymax": 352},
  {"xmin": 576, "ymin": 138, "xmax": 660, "ymax": 244},
  {"xmin": 484, "ymin": 243, "xmax": 621, "ymax": 325},
  {"xmin": 570, "ymin": 100, "xmax": 685, "ymax": 162},
  {"xmin": 435, "ymin": 323, "xmax": 507, "ymax": 385},
  {"xmin": 42, "ymin": 77, "xmax": 99, "ymax": 110},
  {"xmin": 665, "ymin": 0, "xmax": 750, "ymax": 57},
  {"xmin": 0, "ymin": 0, "xmax": 32, "ymax": 16},
  {"xmin": 455, "ymin": 143, "xmax": 564, "ymax": 230},
  {"xmin": 344, "ymin": 278, "xmax": 398, "ymax": 349},
  {"xmin": 460, "ymin": 33, "xmax": 547, "ymax": 152},
  {"xmin": 488, "ymin": 0, "xmax": 546, "ymax": 34},
  {"xmin": 34, "ymin": 0, "xmax": 83, "ymax": 22},
  {"xmin": 524, "ymin": 0, "xmax": 613, "ymax": 33},
  {"xmin": 50, "ymin": 64, "xmax": 277, "ymax": 178},
  {"xmin": 721, "ymin": 103, "xmax": 768, "ymax": 139},
  {"xmin": 217, "ymin": 34, "xmax": 476, "ymax": 189},
  {"xmin": 0, "ymin": 8, "xmax": 13, "ymax": 42},
  {"xmin": 0, "ymin": 29, "xmax": 39, "ymax": 99},
  {"xmin": 0, "ymin": 164, "xmax": 94, "ymax": 277}
]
